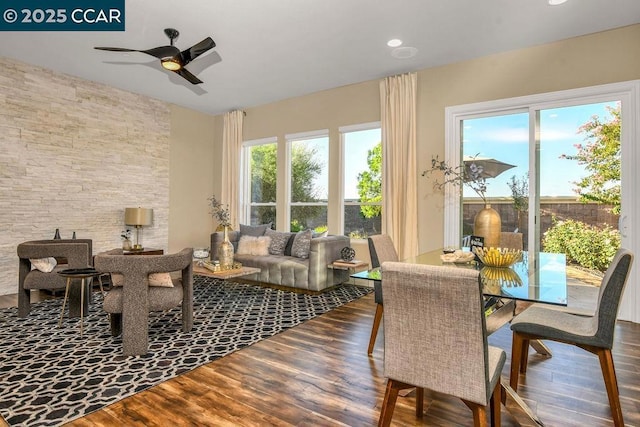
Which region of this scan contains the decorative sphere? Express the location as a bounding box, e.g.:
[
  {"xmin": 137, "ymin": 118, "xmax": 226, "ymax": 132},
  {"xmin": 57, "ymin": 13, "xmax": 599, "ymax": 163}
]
[{"xmin": 340, "ymin": 246, "xmax": 356, "ymax": 261}]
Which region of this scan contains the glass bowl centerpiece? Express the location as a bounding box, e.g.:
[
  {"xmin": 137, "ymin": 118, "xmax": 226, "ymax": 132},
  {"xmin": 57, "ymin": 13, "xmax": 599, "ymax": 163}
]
[{"xmin": 472, "ymin": 247, "xmax": 522, "ymax": 268}]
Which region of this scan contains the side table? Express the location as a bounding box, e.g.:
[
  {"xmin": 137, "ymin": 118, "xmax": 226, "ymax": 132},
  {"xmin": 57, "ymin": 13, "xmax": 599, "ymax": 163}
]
[
  {"xmin": 329, "ymin": 259, "xmax": 369, "ymax": 284},
  {"xmin": 58, "ymin": 268, "xmax": 104, "ymax": 335}
]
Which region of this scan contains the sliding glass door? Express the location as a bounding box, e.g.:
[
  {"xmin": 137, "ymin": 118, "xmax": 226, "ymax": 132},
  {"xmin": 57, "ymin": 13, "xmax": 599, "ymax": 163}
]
[{"xmin": 444, "ymin": 81, "xmax": 639, "ymax": 322}]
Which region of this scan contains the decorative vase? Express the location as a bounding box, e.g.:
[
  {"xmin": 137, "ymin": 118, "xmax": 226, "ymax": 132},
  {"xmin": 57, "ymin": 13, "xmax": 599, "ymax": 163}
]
[
  {"xmin": 473, "ymin": 204, "xmax": 501, "ymax": 248},
  {"xmin": 218, "ymin": 226, "xmax": 234, "ymax": 269},
  {"xmin": 122, "ymin": 238, "xmax": 132, "ymax": 251},
  {"xmin": 53, "ymin": 228, "xmax": 61, "ymax": 240}
]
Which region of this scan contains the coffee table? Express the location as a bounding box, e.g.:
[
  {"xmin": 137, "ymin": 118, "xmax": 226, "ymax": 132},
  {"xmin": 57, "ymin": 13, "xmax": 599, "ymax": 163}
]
[{"xmin": 193, "ymin": 262, "xmax": 260, "ymax": 280}]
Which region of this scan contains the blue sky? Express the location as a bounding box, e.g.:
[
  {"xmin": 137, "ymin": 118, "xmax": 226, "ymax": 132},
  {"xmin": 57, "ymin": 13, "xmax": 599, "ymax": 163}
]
[{"xmin": 462, "ymin": 101, "xmax": 618, "ymax": 198}]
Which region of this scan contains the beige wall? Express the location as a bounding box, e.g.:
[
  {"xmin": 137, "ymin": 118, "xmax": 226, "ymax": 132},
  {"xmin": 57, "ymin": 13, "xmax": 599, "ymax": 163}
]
[
  {"xmin": 217, "ymin": 24, "xmax": 640, "ymax": 259},
  {"xmin": 168, "ymin": 105, "xmax": 217, "ymax": 253}
]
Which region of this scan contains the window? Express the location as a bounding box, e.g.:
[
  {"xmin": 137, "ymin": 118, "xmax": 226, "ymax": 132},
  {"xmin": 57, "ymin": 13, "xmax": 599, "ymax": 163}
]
[
  {"xmin": 340, "ymin": 123, "xmax": 382, "ymax": 238},
  {"xmin": 241, "ymin": 138, "xmax": 277, "ymax": 226},
  {"xmin": 286, "ymin": 131, "xmax": 328, "ymax": 232}
]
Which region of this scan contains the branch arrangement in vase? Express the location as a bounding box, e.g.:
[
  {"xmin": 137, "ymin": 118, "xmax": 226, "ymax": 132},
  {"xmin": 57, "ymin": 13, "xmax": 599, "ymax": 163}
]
[
  {"xmin": 209, "ymin": 194, "xmax": 231, "ymax": 229},
  {"xmin": 421, "ymin": 155, "xmax": 488, "ymax": 204}
]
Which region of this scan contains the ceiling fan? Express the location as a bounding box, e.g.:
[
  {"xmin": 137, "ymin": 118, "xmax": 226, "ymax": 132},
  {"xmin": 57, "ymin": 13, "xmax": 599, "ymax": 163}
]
[{"xmin": 94, "ymin": 28, "xmax": 216, "ymax": 85}]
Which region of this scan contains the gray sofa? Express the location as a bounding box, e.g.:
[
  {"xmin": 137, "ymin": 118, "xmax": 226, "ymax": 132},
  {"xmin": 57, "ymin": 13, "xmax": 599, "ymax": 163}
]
[{"xmin": 210, "ymin": 231, "xmax": 350, "ymax": 292}]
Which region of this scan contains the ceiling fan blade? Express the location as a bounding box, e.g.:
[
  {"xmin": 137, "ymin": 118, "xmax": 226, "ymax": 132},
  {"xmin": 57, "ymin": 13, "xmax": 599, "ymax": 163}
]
[
  {"xmin": 174, "ymin": 68, "xmax": 203, "ymax": 85},
  {"xmin": 94, "ymin": 47, "xmax": 139, "ymax": 52},
  {"xmin": 180, "ymin": 37, "xmax": 215, "ymax": 65},
  {"xmin": 141, "ymin": 45, "xmax": 181, "ymax": 60}
]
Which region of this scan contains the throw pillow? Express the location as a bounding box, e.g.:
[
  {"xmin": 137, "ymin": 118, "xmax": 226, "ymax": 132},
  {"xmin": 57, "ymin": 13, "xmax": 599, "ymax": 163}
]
[
  {"xmin": 284, "ymin": 234, "xmax": 296, "ymax": 256},
  {"xmin": 111, "ymin": 272, "xmax": 174, "ymax": 288},
  {"xmin": 265, "ymin": 229, "xmax": 291, "ymax": 255},
  {"xmin": 239, "ymin": 223, "xmax": 272, "ymax": 237},
  {"xmin": 30, "ymin": 257, "xmax": 57, "ymax": 273},
  {"xmin": 291, "ymin": 229, "xmax": 313, "ymax": 259},
  {"xmin": 236, "ymin": 235, "xmax": 271, "ymax": 256}
]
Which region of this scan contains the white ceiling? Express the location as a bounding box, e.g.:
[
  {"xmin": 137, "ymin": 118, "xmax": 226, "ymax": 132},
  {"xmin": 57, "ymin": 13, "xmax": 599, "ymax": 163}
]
[{"xmin": 1, "ymin": 0, "xmax": 639, "ymax": 116}]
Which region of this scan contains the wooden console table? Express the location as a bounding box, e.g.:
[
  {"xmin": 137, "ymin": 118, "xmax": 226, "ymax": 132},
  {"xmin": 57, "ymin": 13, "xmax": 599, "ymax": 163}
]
[{"xmin": 123, "ymin": 248, "xmax": 164, "ymax": 255}]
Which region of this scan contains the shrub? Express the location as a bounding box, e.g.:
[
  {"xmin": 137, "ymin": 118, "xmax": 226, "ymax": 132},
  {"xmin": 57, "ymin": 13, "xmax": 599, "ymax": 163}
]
[{"xmin": 543, "ymin": 218, "xmax": 620, "ymax": 272}]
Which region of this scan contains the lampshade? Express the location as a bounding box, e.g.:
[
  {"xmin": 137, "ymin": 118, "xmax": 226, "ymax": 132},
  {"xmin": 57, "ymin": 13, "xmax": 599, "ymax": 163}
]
[{"xmin": 124, "ymin": 208, "xmax": 153, "ymax": 226}]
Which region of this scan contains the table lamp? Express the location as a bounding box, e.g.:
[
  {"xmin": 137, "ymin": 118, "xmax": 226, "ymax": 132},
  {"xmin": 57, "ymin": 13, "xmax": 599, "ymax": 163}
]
[{"xmin": 124, "ymin": 207, "xmax": 153, "ymax": 250}]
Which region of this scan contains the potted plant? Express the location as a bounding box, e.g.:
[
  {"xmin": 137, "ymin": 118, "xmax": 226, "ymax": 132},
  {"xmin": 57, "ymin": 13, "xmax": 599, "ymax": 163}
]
[
  {"xmin": 422, "ymin": 155, "xmax": 501, "ymax": 248},
  {"xmin": 121, "ymin": 229, "xmax": 132, "ymax": 250}
]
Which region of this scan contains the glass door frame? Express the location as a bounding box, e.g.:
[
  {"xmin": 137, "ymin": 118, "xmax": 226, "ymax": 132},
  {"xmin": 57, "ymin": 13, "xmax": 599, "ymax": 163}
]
[{"xmin": 443, "ymin": 80, "xmax": 640, "ymax": 323}]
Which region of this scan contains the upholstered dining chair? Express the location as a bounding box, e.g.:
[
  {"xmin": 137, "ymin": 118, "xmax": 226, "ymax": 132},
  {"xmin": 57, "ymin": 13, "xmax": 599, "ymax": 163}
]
[
  {"xmin": 17, "ymin": 239, "xmax": 93, "ymax": 317},
  {"xmin": 367, "ymin": 234, "xmax": 399, "ymax": 355},
  {"xmin": 379, "ymin": 262, "xmax": 505, "ymax": 426},
  {"xmin": 499, "ymin": 232, "xmax": 523, "ymax": 250},
  {"xmin": 94, "ymin": 248, "xmax": 194, "ymax": 356},
  {"xmin": 509, "ymin": 248, "xmax": 633, "ymax": 427}
]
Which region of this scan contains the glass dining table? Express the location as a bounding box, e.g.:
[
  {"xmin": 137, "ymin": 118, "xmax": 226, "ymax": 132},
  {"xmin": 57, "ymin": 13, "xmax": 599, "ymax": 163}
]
[
  {"xmin": 351, "ymin": 248, "xmax": 567, "ymax": 426},
  {"xmin": 351, "ymin": 248, "xmax": 568, "ymax": 307}
]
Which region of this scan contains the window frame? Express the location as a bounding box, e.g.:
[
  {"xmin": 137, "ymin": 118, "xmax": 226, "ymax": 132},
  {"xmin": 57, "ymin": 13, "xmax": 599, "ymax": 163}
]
[
  {"xmin": 339, "ymin": 121, "xmax": 382, "ymax": 237},
  {"xmin": 240, "ymin": 136, "xmax": 278, "ymax": 226},
  {"xmin": 285, "ymin": 129, "xmax": 329, "ymax": 231}
]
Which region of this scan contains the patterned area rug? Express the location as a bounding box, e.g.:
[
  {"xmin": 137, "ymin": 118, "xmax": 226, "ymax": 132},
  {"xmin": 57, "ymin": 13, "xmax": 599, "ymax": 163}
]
[{"xmin": 0, "ymin": 276, "xmax": 371, "ymax": 426}]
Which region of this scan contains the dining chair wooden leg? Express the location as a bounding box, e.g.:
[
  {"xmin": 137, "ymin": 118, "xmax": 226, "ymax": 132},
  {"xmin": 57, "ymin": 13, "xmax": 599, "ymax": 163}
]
[
  {"xmin": 490, "ymin": 381, "xmax": 502, "ymax": 427},
  {"xmin": 510, "ymin": 332, "xmax": 524, "ymax": 391},
  {"xmin": 463, "ymin": 400, "xmax": 488, "ymax": 427},
  {"xmin": 595, "ymin": 348, "xmax": 624, "ymax": 427},
  {"xmin": 415, "ymin": 386, "xmax": 424, "ymax": 417},
  {"xmin": 368, "ymin": 303, "xmax": 383, "ymax": 355},
  {"xmin": 378, "ymin": 379, "xmax": 403, "ymax": 427}
]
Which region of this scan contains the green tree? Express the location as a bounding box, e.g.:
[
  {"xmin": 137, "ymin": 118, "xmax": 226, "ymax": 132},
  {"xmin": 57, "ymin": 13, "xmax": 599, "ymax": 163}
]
[
  {"xmin": 357, "ymin": 142, "xmax": 382, "ymax": 218},
  {"xmin": 561, "ymin": 103, "xmax": 621, "ymax": 214},
  {"xmin": 250, "ymin": 143, "xmax": 324, "ymax": 228}
]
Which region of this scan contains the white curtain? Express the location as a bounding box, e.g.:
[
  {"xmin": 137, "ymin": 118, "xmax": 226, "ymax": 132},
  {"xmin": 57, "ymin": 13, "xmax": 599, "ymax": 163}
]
[
  {"xmin": 379, "ymin": 73, "xmax": 418, "ymax": 260},
  {"xmin": 221, "ymin": 110, "xmax": 244, "ymax": 229}
]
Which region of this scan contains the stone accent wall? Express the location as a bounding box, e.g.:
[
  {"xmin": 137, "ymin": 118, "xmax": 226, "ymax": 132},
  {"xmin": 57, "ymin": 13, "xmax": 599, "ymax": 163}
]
[{"xmin": 0, "ymin": 57, "xmax": 171, "ymax": 295}]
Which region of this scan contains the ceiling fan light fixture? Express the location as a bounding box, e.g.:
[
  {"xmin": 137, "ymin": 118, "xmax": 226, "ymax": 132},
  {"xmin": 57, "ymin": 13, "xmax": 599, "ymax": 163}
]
[{"xmin": 161, "ymin": 57, "xmax": 182, "ymax": 71}]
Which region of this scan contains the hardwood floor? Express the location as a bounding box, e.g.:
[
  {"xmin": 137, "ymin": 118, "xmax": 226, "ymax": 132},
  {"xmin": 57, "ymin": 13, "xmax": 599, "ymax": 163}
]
[{"xmin": 2, "ymin": 291, "xmax": 639, "ymax": 426}]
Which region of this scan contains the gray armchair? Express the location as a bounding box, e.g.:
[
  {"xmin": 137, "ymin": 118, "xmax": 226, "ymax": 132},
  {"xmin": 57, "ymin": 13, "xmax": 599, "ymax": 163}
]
[
  {"xmin": 94, "ymin": 248, "xmax": 194, "ymax": 356},
  {"xmin": 510, "ymin": 248, "xmax": 633, "ymax": 427},
  {"xmin": 379, "ymin": 261, "xmax": 505, "ymax": 426},
  {"xmin": 367, "ymin": 234, "xmax": 398, "ymax": 355},
  {"xmin": 17, "ymin": 239, "xmax": 93, "ymax": 317}
]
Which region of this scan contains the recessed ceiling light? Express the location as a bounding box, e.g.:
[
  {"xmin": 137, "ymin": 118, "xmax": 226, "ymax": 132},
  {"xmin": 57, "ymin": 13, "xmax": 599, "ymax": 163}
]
[
  {"xmin": 387, "ymin": 39, "xmax": 403, "ymax": 48},
  {"xmin": 548, "ymin": 0, "xmax": 568, "ymax": 5}
]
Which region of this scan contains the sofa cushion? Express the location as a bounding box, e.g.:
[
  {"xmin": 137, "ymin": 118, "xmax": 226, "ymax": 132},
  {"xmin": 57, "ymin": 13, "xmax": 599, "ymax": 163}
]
[
  {"xmin": 237, "ymin": 235, "xmax": 271, "ymax": 256},
  {"xmin": 240, "ymin": 223, "xmax": 272, "ymax": 237},
  {"xmin": 291, "ymin": 229, "xmax": 313, "ymax": 259},
  {"xmin": 234, "ymin": 253, "xmax": 310, "ymax": 288},
  {"xmin": 265, "ymin": 229, "xmax": 292, "ymax": 255}
]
